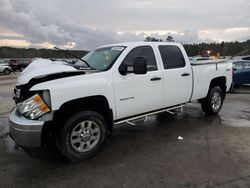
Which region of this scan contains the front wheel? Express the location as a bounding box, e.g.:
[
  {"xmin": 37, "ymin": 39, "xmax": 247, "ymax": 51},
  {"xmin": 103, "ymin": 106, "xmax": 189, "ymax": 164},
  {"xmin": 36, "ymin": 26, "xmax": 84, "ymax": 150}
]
[
  {"xmin": 201, "ymin": 86, "xmax": 224, "ymax": 115},
  {"xmin": 57, "ymin": 111, "xmax": 108, "ymax": 161}
]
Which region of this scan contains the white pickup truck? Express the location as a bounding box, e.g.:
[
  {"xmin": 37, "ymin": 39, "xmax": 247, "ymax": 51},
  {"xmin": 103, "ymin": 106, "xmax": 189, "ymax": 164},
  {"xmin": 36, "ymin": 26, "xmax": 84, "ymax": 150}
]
[{"xmin": 9, "ymin": 42, "xmax": 232, "ymax": 161}]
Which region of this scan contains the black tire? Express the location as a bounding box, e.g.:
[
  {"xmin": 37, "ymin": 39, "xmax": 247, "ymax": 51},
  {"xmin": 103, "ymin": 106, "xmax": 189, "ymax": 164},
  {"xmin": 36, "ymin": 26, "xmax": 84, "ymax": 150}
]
[
  {"xmin": 57, "ymin": 111, "xmax": 107, "ymax": 161},
  {"xmin": 3, "ymin": 68, "xmax": 11, "ymax": 75},
  {"xmin": 201, "ymin": 86, "xmax": 224, "ymax": 115}
]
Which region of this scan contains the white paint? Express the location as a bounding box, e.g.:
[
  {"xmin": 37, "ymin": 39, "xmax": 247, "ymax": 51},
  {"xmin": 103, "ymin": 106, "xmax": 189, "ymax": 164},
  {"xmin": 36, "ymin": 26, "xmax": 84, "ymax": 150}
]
[{"xmin": 16, "ymin": 59, "xmax": 76, "ymax": 86}]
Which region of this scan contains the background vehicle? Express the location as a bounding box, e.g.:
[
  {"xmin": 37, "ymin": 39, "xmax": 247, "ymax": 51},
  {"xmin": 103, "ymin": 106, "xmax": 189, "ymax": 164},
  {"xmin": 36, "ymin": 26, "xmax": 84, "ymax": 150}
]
[
  {"xmin": 9, "ymin": 42, "xmax": 232, "ymax": 161},
  {"xmin": 242, "ymin": 56, "xmax": 250, "ymax": 60},
  {"xmin": 0, "ymin": 59, "xmax": 9, "ymax": 66},
  {"xmin": 8, "ymin": 59, "xmax": 32, "ymax": 72},
  {"xmin": 232, "ymin": 60, "xmax": 250, "ymax": 86},
  {"xmin": 0, "ymin": 60, "xmax": 12, "ymax": 75}
]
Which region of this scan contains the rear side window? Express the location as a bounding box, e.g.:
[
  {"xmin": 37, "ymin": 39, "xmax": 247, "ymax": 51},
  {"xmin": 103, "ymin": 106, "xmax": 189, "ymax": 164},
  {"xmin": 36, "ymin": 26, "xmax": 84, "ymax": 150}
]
[
  {"xmin": 122, "ymin": 46, "xmax": 157, "ymax": 71},
  {"xmin": 159, "ymin": 46, "xmax": 185, "ymax": 69},
  {"xmin": 243, "ymin": 56, "xmax": 250, "ymax": 60},
  {"xmin": 233, "ymin": 62, "xmax": 243, "ymax": 70},
  {"xmin": 243, "ymin": 61, "xmax": 250, "ymax": 69}
]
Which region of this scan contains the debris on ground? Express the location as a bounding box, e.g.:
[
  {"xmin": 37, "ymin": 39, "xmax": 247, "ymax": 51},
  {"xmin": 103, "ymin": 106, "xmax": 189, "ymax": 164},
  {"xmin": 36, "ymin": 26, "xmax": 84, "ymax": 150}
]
[{"xmin": 178, "ymin": 136, "xmax": 184, "ymax": 140}]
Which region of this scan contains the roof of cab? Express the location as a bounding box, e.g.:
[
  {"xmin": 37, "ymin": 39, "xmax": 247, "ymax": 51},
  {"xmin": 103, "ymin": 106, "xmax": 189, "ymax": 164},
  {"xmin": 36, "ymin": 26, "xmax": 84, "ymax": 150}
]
[{"xmin": 99, "ymin": 42, "xmax": 181, "ymax": 48}]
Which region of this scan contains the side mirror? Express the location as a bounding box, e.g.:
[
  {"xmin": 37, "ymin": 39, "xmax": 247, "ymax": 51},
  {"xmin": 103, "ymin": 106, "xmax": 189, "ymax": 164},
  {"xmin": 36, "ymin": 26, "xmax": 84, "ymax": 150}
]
[
  {"xmin": 232, "ymin": 67, "xmax": 237, "ymax": 71},
  {"xmin": 133, "ymin": 57, "xmax": 147, "ymax": 74},
  {"xmin": 119, "ymin": 56, "xmax": 147, "ymax": 75}
]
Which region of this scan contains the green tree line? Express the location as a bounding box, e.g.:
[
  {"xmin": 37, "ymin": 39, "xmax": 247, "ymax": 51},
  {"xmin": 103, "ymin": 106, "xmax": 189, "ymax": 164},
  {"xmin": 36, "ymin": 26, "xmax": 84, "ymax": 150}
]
[
  {"xmin": 145, "ymin": 36, "xmax": 250, "ymax": 56},
  {"xmin": 183, "ymin": 40, "xmax": 250, "ymax": 57}
]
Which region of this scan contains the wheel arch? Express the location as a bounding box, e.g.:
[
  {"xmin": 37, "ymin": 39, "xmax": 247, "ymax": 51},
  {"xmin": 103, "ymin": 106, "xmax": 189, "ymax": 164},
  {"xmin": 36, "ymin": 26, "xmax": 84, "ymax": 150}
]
[
  {"xmin": 3, "ymin": 67, "xmax": 11, "ymax": 74},
  {"xmin": 52, "ymin": 95, "xmax": 113, "ymax": 135},
  {"xmin": 208, "ymin": 76, "xmax": 227, "ymax": 99},
  {"xmin": 198, "ymin": 76, "xmax": 227, "ymax": 103}
]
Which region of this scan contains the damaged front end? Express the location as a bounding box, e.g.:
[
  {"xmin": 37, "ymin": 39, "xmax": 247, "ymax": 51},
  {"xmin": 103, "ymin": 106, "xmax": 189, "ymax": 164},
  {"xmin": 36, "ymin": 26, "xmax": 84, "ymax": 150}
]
[
  {"xmin": 9, "ymin": 59, "xmax": 87, "ymax": 149},
  {"xmin": 13, "ymin": 71, "xmax": 86, "ymax": 104}
]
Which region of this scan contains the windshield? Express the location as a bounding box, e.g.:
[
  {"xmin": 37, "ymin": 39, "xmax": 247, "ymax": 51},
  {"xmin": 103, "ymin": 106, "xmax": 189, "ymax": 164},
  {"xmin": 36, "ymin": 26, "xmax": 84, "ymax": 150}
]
[{"xmin": 75, "ymin": 46, "xmax": 125, "ymax": 70}]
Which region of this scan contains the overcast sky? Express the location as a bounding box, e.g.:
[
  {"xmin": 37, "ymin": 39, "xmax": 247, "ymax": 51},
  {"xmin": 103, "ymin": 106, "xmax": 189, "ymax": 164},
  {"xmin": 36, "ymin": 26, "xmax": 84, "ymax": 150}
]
[{"xmin": 0, "ymin": 0, "xmax": 249, "ymax": 50}]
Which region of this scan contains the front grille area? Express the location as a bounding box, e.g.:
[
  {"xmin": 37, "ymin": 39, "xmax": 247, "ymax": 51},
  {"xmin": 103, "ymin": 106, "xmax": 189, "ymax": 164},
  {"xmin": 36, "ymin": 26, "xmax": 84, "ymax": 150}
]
[{"xmin": 13, "ymin": 86, "xmax": 38, "ymax": 104}]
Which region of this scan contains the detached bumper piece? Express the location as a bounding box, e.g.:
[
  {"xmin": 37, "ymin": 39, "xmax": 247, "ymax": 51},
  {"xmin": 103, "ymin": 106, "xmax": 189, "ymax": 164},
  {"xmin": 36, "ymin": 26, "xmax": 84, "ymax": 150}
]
[{"xmin": 9, "ymin": 108, "xmax": 44, "ymax": 148}]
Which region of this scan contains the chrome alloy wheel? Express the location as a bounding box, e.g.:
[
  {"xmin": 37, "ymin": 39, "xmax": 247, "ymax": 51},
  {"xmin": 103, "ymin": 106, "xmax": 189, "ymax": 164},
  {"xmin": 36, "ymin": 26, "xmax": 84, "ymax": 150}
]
[
  {"xmin": 211, "ymin": 91, "xmax": 222, "ymax": 111},
  {"xmin": 70, "ymin": 120, "xmax": 100, "ymax": 152}
]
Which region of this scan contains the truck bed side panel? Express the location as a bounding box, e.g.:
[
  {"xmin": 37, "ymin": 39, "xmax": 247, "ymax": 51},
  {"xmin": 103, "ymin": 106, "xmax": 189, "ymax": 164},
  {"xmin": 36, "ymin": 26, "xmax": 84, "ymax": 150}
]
[{"xmin": 191, "ymin": 62, "xmax": 232, "ymax": 101}]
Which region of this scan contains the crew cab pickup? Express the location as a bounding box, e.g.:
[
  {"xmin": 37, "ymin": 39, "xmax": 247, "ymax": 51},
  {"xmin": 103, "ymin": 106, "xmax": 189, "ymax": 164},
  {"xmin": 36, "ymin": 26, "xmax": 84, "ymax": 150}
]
[{"xmin": 9, "ymin": 42, "xmax": 232, "ymax": 161}]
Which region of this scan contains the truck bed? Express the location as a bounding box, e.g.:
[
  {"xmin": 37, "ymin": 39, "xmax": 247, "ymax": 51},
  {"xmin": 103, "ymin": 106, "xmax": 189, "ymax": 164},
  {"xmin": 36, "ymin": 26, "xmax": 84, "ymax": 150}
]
[
  {"xmin": 191, "ymin": 59, "xmax": 228, "ymax": 66},
  {"xmin": 190, "ymin": 60, "xmax": 232, "ymax": 101}
]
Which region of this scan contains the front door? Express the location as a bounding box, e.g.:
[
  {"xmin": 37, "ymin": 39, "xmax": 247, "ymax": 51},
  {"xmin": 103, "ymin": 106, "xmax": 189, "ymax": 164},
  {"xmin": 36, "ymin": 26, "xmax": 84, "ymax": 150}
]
[{"xmin": 113, "ymin": 46, "xmax": 164, "ymax": 120}]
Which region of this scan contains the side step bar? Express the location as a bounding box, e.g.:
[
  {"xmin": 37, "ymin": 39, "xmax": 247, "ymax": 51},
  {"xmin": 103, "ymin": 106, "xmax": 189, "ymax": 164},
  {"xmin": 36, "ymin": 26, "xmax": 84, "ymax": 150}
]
[{"xmin": 114, "ymin": 104, "xmax": 185, "ymax": 125}]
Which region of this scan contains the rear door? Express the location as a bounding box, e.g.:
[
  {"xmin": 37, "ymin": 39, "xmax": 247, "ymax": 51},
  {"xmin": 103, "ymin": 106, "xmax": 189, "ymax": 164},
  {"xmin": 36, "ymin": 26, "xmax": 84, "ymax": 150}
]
[
  {"xmin": 113, "ymin": 46, "xmax": 164, "ymax": 119},
  {"xmin": 158, "ymin": 45, "xmax": 192, "ymax": 107}
]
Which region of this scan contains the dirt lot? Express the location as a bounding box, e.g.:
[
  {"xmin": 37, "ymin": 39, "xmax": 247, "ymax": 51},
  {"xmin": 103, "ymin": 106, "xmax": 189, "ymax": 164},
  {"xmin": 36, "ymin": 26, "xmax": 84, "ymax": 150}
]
[{"xmin": 0, "ymin": 74, "xmax": 250, "ymax": 188}]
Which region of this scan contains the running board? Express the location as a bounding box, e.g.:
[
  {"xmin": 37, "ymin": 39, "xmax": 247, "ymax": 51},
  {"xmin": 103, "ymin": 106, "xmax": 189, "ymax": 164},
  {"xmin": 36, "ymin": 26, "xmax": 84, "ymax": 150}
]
[{"xmin": 114, "ymin": 104, "xmax": 185, "ymax": 125}]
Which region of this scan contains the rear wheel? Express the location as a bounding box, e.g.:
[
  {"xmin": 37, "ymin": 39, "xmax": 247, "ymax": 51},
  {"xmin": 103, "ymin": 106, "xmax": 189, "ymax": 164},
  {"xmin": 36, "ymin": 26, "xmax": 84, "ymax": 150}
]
[
  {"xmin": 3, "ymin": 68, "xmax": 11, "ymax": 75},
  {"xmin": 201, "ymin": 86, "xmax": 224, "ymax": 115},
  {"xmin": 57, "ymin": 111, "xmax": 107, "ymax": 161}
]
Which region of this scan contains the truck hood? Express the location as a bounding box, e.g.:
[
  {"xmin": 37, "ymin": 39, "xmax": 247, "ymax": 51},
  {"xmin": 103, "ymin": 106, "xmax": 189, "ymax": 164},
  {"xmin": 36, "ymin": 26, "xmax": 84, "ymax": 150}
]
[{"xmin": 16, "ymin": 59, "xmax": 84, "ymax": 86}]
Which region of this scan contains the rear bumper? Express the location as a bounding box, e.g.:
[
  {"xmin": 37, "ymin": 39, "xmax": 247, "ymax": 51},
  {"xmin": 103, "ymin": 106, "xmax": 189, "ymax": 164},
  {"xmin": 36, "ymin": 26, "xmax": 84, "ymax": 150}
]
[{"xmin": 9, "ymin": 108, "xmax": 44, "ymax": 148}]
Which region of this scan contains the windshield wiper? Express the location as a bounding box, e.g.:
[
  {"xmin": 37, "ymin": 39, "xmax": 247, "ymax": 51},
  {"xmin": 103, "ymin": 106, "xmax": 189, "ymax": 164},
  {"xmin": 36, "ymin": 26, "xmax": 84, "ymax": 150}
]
[{"xmin": 54, "ymin": 47, "xmax": 95, "ymax": 70}]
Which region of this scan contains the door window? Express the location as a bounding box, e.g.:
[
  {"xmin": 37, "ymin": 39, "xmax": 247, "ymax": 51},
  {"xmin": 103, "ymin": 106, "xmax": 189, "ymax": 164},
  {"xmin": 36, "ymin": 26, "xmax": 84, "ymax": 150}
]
[
  {"xmin": 233, "ymin": 62, "xmax": 243, "ymax": 70},
  {"xmin": 121, "ymin": 46, "xmax": 157, "ymax": 72},
  {"xmin": 159, "ymin": 46, "xmax": 185, "ymax": 69},
  {"xmin": 243, "ymin": 61, "xmax": 250, "ymax": 69}
]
